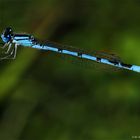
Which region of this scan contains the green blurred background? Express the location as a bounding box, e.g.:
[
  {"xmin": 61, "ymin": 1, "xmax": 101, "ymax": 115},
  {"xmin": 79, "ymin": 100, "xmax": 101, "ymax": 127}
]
[{"xmin": 0, "ymin": 0, "xmax": 140, "ymax": 140}]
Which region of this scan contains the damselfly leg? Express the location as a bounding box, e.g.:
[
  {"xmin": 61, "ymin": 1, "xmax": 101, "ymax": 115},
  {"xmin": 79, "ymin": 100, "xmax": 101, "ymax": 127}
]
[
  {"xmin": 5, "ymin": 43, "xmax": 12, "ymax": 54},
  {"xmin": 0, "ymin": 43, "xmax": 17, "ymax": 60},
  {"xmin": 1, "ymin": 41, "xmax": 10, "ymax": 49}
]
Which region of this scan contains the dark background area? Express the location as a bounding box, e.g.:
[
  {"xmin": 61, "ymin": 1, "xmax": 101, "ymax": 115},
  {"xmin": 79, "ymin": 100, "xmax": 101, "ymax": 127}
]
[{"xmin": 0, "ymin": 0, "xmax": 140, "ymax": 140}]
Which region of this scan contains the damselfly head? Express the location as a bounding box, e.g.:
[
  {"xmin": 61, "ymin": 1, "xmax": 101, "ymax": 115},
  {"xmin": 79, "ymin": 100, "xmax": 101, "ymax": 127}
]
[{"xmin": 1, "ymin": 27, "xmax": 13, "ymax": 43}]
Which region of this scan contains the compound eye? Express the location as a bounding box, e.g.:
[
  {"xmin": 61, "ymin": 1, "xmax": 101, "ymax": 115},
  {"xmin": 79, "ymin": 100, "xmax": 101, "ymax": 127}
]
[
  {"xmin": 1, "ymin": 27, "xmax": 13, "ymax": 43},
  {"xmin": 3, "ymin": 27, "xmax": 13, "ymax": 37}
]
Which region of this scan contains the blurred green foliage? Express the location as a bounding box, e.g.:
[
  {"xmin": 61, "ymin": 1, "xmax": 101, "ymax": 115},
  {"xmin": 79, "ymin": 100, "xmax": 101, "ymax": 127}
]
[{"xmin": 0, "ymin": 0, "xmax": 140, "ymax": 140}]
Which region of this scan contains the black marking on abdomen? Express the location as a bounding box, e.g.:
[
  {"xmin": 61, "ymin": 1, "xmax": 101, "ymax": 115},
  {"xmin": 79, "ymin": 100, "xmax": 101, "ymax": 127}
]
[
  {"xmin": 120, "ymin": 62, "xmax": 132, "ymax": 68},
  {"xmin": 58, "ymin": 48, "xmax": 63, "ymax": 52},
  {"xmin": 96, "ymin": 57, "xmax": 101, "ymax": 62},
  {"xmin": 39, "ymin": 43, "xmax": 44, "ymax": 48},
  {"xmin": 109, "ymin": 60, "xmax": 119, "ymax": 65},
  {"xmin": 77, "ymin": 52, "xmax": 82, "ymax": 57}
]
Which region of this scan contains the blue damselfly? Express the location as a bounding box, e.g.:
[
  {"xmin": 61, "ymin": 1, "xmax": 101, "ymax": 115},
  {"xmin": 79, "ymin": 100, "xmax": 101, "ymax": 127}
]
[{"xmin": 1, "ymin": 27, "xmax": 140, "ymax": 73}]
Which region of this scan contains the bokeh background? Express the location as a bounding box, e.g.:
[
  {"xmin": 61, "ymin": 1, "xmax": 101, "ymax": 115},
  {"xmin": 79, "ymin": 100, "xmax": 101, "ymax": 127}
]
[{"xmin": 0, "ymin": 0, "xmax": 140, "ymax": 140}]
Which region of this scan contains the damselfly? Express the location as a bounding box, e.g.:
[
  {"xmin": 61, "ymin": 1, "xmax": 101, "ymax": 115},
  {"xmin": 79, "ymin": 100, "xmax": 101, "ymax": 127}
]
[{"xmin": 1, "ymin": 27, "xmax": 140, "ymax": 73}]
